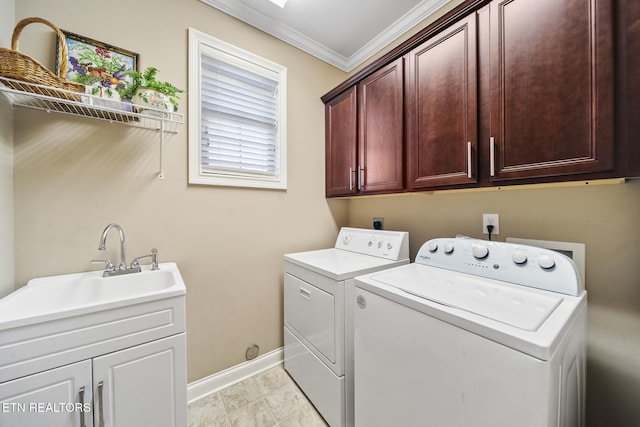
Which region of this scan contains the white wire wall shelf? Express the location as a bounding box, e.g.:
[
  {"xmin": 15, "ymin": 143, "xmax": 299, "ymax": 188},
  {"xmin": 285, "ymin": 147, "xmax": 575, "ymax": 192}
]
[
  {"xmin": 0, "ymin": 76, "xmax": 184, "ymax": 130},
  {"xmin": 0, "ymin": 76, "xmax": 184, "ymax": 179}
]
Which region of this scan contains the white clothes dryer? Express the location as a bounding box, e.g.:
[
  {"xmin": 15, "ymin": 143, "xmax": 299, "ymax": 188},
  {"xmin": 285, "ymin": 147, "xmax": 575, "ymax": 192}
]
[
  {"xmin": 354, "ymin": 237, "xmax": 587, "ymax": 427},
  {"xmin": 284, "ymin": 227, "xmax": 409, "ymax": 427}
]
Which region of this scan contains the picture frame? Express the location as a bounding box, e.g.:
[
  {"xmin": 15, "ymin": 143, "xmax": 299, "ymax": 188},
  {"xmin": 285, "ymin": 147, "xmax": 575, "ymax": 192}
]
[{"xmin": 56, "ymin": 30, "xmax": 139, "ymax": 88}]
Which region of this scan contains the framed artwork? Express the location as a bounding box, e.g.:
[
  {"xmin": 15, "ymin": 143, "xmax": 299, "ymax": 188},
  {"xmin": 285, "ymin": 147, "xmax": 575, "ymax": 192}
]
[{"xmin": 56, "ymin": 31, "xmax": 139, "ymax": 89}]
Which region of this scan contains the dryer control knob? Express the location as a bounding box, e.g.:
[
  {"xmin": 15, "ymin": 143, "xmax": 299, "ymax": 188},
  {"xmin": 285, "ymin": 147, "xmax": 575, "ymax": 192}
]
[
  {"xmin": 472, "ymin": 244, "xmax": 489, "ymax": 259},
  {"xmin": 428, "ymin": 242, "xmax": 438, "ymax": 253},
  {"xmin": 342, "ymin": 234, "xmax": 351, "ymax": 245},
  {"xmin": 387, "ymin": 242, "xmax": 393, "ymax": 250},
  {"xmin": 512, "ymin": 251, "xmax": 527, "ymax": 265},
  {"xmin": 377, "ymin": 241, "xmax": 383, "ymax": 249},
  {"xmin": 538, "ymin": 255, "xmax": 555, "ymax": 270},
  {"xmin": 444, "ymin": 243, "xmax": 454, "ymax": 254}
]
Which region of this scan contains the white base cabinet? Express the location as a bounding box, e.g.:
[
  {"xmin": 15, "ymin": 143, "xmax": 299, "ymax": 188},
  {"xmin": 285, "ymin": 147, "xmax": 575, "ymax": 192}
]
[
  {"xmin": 0, "ymin": 263, "xmax": 187, "ymax": 427},
  {"xmin": 0, "ymin": 333, "xmax": 186, "ymax": 427}
]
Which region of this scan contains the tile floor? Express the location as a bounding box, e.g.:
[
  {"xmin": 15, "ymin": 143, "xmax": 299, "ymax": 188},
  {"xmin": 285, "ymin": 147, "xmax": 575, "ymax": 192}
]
[{"xmin": 188, "ymin": 365, "xmax": 328, "ymax": 427}]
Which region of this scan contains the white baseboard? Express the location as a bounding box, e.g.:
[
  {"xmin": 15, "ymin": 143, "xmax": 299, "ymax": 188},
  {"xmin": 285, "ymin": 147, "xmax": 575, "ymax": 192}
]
[{"xmin": 187, "ymin": 346, "xmax": 284, "ymax": 403}]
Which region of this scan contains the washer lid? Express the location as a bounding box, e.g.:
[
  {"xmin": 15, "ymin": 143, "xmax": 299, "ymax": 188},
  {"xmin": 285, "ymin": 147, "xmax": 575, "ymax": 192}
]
[{"xmin": 371, "ymin": 264, "xmax": 562, "ymax": 331}]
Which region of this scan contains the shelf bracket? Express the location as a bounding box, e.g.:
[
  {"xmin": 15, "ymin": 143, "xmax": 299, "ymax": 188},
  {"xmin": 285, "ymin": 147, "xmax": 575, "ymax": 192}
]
[{"xmin": 158, "ymin": 119, "xmax": 165, "ymax": 180}]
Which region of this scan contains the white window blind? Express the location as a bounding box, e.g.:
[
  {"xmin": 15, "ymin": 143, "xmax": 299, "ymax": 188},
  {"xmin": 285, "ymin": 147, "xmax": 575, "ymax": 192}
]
[
  {"xmin": 188, "ymin": 29, "xmax": 287, "ymax": 189},
  {"xmin": 201, "ymin": 56, "xmax": 279, "ymax": 176}
]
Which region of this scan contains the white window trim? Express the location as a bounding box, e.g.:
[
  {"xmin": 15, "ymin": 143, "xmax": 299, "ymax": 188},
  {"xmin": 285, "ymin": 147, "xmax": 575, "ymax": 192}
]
[{"xmin": 188, "ymin": 28, "xmax": 287, "ymax": 189}]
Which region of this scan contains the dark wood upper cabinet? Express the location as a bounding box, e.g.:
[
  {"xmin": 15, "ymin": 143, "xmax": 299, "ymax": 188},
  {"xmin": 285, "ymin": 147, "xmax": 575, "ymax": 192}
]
[
  {"xmin": 322, "ymin": 0, "xmax": 627, "ymax": 198},
  {"xmin": 488, "ymin": 0, "xmax": 614, "ymax": 181},
  {"xmin": 405, "ymin": 14, "xmax": 478, "ymax": 189},
  {"xmin": 325, "ymin": 87, "xmax": 357, "ymax": 197},
  {"xmin": 357, "ymin": 58, "xmax": 404, "ymax": 193},
  {"xmin": 622, "ymin": 0, "xmax": 640, "ymax": 177}
]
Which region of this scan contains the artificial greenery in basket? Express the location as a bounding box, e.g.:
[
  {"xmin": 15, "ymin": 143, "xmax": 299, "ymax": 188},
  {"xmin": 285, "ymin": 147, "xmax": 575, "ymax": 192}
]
[{"xmin": 117, "ymin": 67, "xmax": 184, "ymax": 112}]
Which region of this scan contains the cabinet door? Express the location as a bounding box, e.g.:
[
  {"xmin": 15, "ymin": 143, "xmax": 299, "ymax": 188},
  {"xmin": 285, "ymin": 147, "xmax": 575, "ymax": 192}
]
[
  {"xmin": 0, "ymin": 360, "xmax": 93, "ymax": 427},
  {"xmin": 358, "ymin": 59, "xmax": 404, "ymax": 193},
  {"xmin": 489, "ymin": 0, "xmax": 614, "ymax": 181},
  {"xmin": 406, "ymin": 15, "xmax": 478, "ymax": 189},
  {"xmin": 92, "ymin": 333, "xmax": 186, "ymax": 427},
  {"xmin": 325, "ymin": 87, "xmax": 357, "ymax": 197},
  {"xmin": 623, "ymin": 0, "xmax": 640, "ymax": 176}
]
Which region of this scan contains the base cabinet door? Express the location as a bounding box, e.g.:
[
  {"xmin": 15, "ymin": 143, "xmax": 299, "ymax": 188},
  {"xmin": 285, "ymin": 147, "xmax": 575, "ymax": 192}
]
[
  {"xmin": 0, "ymin": 334, "xmax": 186, "ymax": 427},
  {"xmin": 489, "ymin": 0, "xmax": 614, "ymax": 181},
  {"xmin": 0, "ymin": 360, "xmax": 93, "ymax": 427},
  {"xmin": 92, "ymin": 333, "xmax": 187, "ymax": 427}
]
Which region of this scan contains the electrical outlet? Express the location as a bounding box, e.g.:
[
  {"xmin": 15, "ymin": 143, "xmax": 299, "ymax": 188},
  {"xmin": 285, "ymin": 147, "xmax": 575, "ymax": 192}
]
[
  {"xmin": 373, "ymin": 217, "xmax": 384, "ymax": 230},
  {"xmin": 482, "ymin": 213, "xmax": 500, "ymax": 235}
]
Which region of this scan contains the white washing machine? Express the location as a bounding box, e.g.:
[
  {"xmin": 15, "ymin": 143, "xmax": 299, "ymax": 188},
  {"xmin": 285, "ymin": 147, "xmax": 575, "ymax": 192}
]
[
  {"xmin": 284, "ymin": 227, "xmax": 409, "ymax": 427},
  {"xmin": 354, "ymin": 237, "xmax": 587, "ymax": 427}
]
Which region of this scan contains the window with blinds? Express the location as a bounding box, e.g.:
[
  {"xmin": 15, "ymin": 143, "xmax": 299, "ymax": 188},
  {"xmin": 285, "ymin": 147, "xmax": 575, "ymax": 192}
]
[{"xmin": 188, "ymin": 29, "xmax": 287, "ymax": 189}]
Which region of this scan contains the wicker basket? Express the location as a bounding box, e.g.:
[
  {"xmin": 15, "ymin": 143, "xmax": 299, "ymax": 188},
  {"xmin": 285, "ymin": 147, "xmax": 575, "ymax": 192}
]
[{"xmin": 0, "ymin": 17, "xmax": 84, "ymax": 100}]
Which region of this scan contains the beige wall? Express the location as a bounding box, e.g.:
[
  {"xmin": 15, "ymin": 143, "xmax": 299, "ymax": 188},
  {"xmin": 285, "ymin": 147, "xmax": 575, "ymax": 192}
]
[
  {"xmin": 9, "ymin": 0, "xmax": 640, "ymax": 424},
  {"xmin": 348, "ymin": 180, "xmax": 640, "ymax": 425},
  {"xmin": 0, "ymin": 0, "xmax": 15, "ymax": 298},
  {"xmin": 13, "ymin": 0, "xmax": 348, "ymax": 382}
]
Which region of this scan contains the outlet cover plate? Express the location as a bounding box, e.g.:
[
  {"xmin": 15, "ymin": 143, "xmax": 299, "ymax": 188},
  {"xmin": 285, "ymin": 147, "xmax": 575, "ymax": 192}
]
[
  {"xmin": 482, "ymin": 213, "xmax": 500, "ymax": 235},
  {"xmin": 373, "ymin": 217, "xmax": 384, "ymax": 230}
]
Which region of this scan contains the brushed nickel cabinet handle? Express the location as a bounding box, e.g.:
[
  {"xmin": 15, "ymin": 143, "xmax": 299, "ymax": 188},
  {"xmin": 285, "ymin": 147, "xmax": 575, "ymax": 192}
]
[
  {"xmin": 467, "ymin": 141, "xmax": 472, "ymax": 178},
  {"xmin": 98, "ymin": 381, "xmax": 105, "ymax": 427},
  {"xmin": 349, "ymin": 167, "xmax": 353, "ymax": 191},
  {"xmin": 78, "ymin": 387, "xmax": 86, "ymax": 427},
  {"xmin": 490, "ymin": 137, "xmax": 496, "ymax": 177}
]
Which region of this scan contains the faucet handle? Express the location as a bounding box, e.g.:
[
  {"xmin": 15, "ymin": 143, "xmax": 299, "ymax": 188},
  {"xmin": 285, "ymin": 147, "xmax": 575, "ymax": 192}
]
[{"xmin": 91, "ymin": 259, "xmax": 115, "ymax": 271}]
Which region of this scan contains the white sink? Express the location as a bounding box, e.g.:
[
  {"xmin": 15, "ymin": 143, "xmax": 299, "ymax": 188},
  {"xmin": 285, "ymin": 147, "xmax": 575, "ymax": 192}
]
[
  {"xmin": 0, "ymin": 262, "xmax": 186, "ymax": 383},
  {"xmin": 0, "ymin": 262, "xmax": 185, "ymax": 329}
]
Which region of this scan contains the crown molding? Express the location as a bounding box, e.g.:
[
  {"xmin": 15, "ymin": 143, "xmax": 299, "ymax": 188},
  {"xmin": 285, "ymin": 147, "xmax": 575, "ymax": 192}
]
[
  {"xmin": 200, "ymin": 0, "xmax": 348, "ymax": 70},
  {"xmin": 345, "ymin": 0, "xmax": 451, "ymax": 70},
  {"xmin": 200, "ymin": 0, "xmax": 451, "ymax": 72}
]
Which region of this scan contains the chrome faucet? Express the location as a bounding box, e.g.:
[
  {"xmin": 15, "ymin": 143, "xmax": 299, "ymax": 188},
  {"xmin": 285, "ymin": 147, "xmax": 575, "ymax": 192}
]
[
  {"xmin": 98, "ymin": 223, "xmax": 128, "ymax": 270},
  {"xmin": 94, "ymin": 224, "xmax": 159, "ymax": 277}
]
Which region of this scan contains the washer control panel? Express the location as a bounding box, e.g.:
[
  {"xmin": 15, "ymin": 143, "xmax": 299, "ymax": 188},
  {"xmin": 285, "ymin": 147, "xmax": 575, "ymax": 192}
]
[
  {"xmin": 416, "ymin": 237, "xmax": 583, "ymax": 296},
  {"xmin": 335, "ymin": 227, "xmax": 409, "ymax": 261}
]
